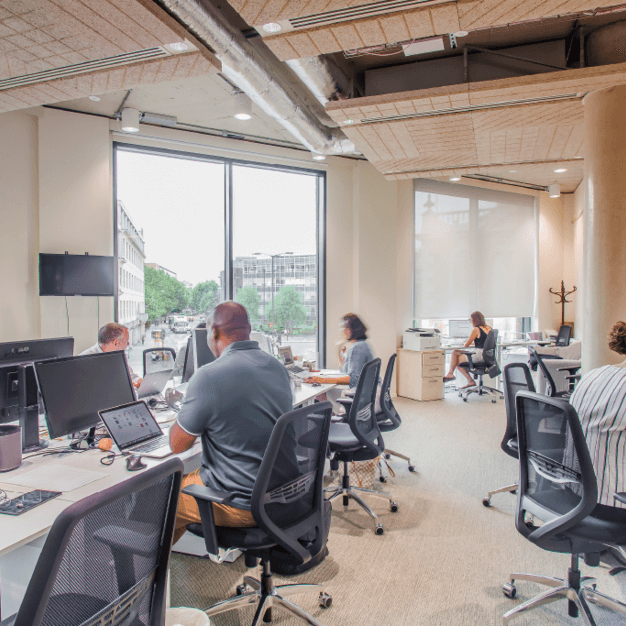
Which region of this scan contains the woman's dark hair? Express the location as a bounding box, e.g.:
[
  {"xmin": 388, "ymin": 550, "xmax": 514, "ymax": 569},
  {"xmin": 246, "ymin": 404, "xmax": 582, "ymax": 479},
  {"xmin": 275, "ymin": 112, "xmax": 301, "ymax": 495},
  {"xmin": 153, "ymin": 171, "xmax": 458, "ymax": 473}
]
[
  {"xmin": 608, "ymin": 321, "xmax": 626, "ymax": 355},
  {"xmin": 342, "ymin": 313, "xmax": 368, "ymax": 341},
  {"xmin": 470, "ymin": 311, "xmax": 486, "ymax": 328}
]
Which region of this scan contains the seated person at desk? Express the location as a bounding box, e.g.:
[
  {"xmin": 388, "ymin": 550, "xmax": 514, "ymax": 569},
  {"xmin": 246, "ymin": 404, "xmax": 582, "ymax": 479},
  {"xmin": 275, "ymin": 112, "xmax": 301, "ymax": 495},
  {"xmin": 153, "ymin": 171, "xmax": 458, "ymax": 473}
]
[
  {"xmin": 570, "ymin": 321, "xmax": 626, "ymax": 510},
  {"xmin": 80, "ymin": 322, "xmax": 142, "ymax": 388},
  {"xmin": 339, "ymin": 313, "xmax": 375, "ymax": 388},
  {"xmin": 169, "ymin": 302, "xmax": 293, "ymax": 543},
  {"xmin": 443, "ymin": 311, "xmax": 492, "ymax": 388}
]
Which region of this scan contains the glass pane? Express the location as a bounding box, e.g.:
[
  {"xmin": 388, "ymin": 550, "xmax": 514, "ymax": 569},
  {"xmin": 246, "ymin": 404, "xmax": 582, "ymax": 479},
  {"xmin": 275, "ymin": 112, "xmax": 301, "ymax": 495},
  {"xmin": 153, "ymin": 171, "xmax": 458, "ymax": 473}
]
[
  {"xmin": 115, "ymin": 149, "xmax": 225, "ymax": 375},
  {"xmin": 232, "ymin": 165, "xmax": 319, "ymax": 363}
]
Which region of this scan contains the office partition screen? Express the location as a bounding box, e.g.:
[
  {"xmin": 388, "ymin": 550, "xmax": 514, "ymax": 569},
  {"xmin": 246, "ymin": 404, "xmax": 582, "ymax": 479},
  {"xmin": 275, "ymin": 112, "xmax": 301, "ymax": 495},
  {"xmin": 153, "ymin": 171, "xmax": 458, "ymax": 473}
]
[
  {"xmin": 413, "ymin": 180, "xmax": 536, "ymax": 320},
  {"xmin": 113, "ymin": 143, "xmax": 326, "ymax": 368}
]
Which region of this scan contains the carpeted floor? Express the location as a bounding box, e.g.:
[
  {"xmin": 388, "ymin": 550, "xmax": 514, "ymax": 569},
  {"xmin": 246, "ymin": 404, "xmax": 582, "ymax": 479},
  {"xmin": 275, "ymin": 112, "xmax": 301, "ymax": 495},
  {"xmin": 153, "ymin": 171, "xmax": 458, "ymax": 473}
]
[{"xmin": 170, "ymin": 392, "xmax": 626, "ymax": 626}]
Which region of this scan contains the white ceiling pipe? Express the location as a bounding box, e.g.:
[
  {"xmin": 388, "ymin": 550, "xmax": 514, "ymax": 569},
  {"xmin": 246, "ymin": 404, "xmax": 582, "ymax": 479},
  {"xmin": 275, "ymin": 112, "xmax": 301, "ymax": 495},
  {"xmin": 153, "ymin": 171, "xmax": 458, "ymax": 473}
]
[{"xmin": 158, "ymin": 0, "xmax": 356, "ymax": 155}]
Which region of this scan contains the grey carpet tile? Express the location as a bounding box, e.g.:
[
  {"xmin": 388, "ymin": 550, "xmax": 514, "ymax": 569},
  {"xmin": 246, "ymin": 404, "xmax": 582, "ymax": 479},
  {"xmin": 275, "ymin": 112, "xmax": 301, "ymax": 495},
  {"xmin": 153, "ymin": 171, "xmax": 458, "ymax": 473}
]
[{"xmin": 170, "ymin": 393, "xmax": 626, "ymax": 626}]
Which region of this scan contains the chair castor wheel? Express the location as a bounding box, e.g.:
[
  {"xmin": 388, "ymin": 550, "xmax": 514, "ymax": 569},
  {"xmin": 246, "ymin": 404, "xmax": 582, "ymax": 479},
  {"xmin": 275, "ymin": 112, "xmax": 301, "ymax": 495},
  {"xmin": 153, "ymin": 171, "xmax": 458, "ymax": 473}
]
[
  {"xmin": 458, "ymin": 392, "xmax": 462, "ymax": 398},
  {"xmin": 319, "ymin": 592, "xmax": 332, "ymax": 608},
  {"xmin": 379, "ymin": 475, "xmax": 387, "ymax": 483},
  {"xmin": 463, "ymin": 397, "xmax": 468, "ymax": 402},
  {"xmin": 491, "ymin": 398, "xmax": 496, "ymax": 403},
  {"xmin": 503, "ymin": 583, "xmax": 516, "ymax": 599},
  {"xmin": 482, "ymin": 497, "xmax": 491, "ymax": 507},
  {"xmin": 385, "ymin": 453, "xmax": 391, "ymax": 460},
  {"xmin": 390, "ymin": 501, "xmax": 399, "ymax": 512},
  {"xmin": 408, "ymin": 465, "xmax": 416, "ymax": 472},
  {"xmin": 236, "ymin": 584, "xmax": 248, "ymax": 595},
  {"xmin": 375, "ymin": 524, "xmax": 384, "ymax": 535}
]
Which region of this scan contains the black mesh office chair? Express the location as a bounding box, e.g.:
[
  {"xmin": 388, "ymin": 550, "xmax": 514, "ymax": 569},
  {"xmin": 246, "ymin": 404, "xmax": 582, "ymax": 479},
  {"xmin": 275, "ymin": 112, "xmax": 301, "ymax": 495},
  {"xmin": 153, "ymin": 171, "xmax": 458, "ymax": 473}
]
[
  {"xmin": 458, "ymin": 329, "xmax": 502, "ymax": 402},
  {"xmin": 483, "ymin": 363, "xmax": 535, "ymax": 507},
  {"xmin": 143, "ymin": 347, "xmax": 176, "ymax": 376},
  {"xmin": 529, "ymin": 346, "xmax": 570, "ymax": 398},
  {"xmin": 326, "ymin": 358, "xmax": 398, "ymax": 535},
  {"xmin": 555, "ymin": 324, "xmax": 572, "ymax": 347},
  {"xmin": 5, "ymin": 458, "xmax": 183, "ymax": 626},
  {"xmin": 502, "ymin": 392, "xmax": 626, "ymax": 625},
  {"xmin": 183, "ymin": 402, "xmax": 334, "ymax": 626}
]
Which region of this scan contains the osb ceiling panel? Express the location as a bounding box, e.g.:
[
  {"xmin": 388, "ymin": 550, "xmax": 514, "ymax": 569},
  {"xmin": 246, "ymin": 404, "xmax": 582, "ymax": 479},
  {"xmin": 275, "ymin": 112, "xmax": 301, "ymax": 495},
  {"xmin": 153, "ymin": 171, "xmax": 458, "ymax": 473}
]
[
  {"xmin": 254, "ymin": 0, "xmax": 626, "ymax": 61},
  {"xmin": 0, "ymin": 51, "xmax": 215, "ymax": 112}
]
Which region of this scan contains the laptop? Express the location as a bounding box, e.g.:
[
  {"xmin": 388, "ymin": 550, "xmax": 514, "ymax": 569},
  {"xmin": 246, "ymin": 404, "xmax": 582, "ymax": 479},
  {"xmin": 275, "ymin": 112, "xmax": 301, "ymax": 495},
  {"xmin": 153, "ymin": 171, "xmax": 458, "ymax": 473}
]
[
  {"xmin": 99, "ymin": 400, "xmax": 172, "ymax": 458},
  {"xmin": 278, "ymin": 346, "xmax": 308, "ymax": 378},
  {"xmin": 136, "ymin": 368, "xmax": 173, "ymax": 399}
]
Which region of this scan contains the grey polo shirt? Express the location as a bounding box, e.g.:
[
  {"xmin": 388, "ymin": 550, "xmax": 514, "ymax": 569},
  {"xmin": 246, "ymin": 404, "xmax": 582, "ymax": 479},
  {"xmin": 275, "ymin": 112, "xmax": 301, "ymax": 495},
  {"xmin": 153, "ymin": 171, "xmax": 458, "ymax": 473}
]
[{"xmin": 176, "ymin": 340, "xmax": 293, "ymax": 510}]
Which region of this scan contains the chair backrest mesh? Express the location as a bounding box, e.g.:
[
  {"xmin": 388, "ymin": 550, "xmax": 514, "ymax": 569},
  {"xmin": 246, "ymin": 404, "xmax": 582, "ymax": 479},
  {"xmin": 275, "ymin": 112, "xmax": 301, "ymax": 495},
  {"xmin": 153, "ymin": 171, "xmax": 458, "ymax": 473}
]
[
  {"xmin": 253, "ymin": 403, "xmax": 332, "ymax": 563},
  {"xmin": 556, "ymin": 325, "xmax": 572, "ymax": 347},
  {"xmin": 529, "ymin": 347, "xmax": 557, "ymax": 396},
  {"xmin": 16, "ymin": 463, "xmax": 181, "ymax": 626},
  {"xmin": 502, "ymin": 363, "xmax": 535, "ymax": 457},
  {"xmin": 379, "ymin": 354, "xmax": 400, "ymax": 427},
  {"xmin": 516, "ymin": 393, "xmax": 597, "ymax": 526},
  {"xmin": 481, "ymin": 329, "xmax": 498, "ymax": 366},
  {"xmin": 348, "ymin": 358, "xmax": 383, "ymax": 454}
]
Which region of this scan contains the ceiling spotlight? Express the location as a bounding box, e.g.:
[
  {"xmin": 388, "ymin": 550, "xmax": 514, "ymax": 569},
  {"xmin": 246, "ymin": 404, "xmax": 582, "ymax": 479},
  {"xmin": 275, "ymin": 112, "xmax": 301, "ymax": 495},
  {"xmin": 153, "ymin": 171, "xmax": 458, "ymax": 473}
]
[
  {"xmin": 262, "ymin": 22, "xmax": 282, "ymax": 33},
  {"xmin": 312, "ymin": 153, "xmax": 326, "ymax": 161},
  {"xmin": 168, "ymin": 42, "xmax": 188, "ymax": 51},
  {"xmin": 548, "ymin": 184, "xmax": 561, "ymax": 198},
  {"xmin": 454, "ymin": 30, "xmax": 469, "ymax": 37},
  {"xmin": 233, "ymin": 92, "xmax": 252, "ymax": 120},
  {"xmin": 89, "ymin": 95, "xmax": 100, "ymax": 102},
  {"xmin": 121, "ymin": 107, "xmax": 140, "ymax": 133},
  {"xmin": 554, "ymin": 168, "xmax": 567, "ymax": 173},
  {"xmin": 449, "ymin": 175, "xmax": 461, "ymax": 181}
]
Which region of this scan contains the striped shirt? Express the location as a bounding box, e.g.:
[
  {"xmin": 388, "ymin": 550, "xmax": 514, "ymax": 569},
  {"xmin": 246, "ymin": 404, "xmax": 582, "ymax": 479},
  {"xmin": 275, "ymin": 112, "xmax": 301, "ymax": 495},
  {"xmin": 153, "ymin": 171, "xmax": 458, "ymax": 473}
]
[{"xmin": 570, "ymin": 365, "xmax": 626, "ymax": 509}]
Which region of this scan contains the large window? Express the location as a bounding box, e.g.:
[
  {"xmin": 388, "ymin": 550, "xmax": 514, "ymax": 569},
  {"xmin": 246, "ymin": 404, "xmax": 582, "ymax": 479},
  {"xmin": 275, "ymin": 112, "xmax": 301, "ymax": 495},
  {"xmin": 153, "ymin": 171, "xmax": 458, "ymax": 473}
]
[
  {"xmin": 114, "ymin": 144, "xmax": 325, "ymax": 370},
  {"xmin": 414, "ymin": 180, "xmax": 536, "ymax": 328}
]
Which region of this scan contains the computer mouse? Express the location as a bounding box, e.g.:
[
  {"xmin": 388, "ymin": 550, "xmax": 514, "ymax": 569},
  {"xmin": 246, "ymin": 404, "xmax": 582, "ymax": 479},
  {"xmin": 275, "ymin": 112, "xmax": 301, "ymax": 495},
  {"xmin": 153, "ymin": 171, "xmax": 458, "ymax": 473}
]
[{"xmin": 125, "ymin": 455, "xmax": 147, "ymax": 472}]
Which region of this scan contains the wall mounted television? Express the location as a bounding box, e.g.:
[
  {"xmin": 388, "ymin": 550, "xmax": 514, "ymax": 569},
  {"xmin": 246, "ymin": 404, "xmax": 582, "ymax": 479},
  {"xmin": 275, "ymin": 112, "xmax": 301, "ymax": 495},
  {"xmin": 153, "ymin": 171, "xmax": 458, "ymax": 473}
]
[{"xmin": 39, "ymin": 253, "xmax": 115, "ymax": 296}]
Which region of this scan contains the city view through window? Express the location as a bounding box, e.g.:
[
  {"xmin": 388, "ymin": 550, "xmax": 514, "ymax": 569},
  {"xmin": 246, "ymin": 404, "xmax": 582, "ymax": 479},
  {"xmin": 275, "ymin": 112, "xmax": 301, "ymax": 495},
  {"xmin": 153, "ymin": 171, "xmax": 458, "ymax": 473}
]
[{"xmin": 115, "ymin": 147, "xmax": 321, "ymax": 376}]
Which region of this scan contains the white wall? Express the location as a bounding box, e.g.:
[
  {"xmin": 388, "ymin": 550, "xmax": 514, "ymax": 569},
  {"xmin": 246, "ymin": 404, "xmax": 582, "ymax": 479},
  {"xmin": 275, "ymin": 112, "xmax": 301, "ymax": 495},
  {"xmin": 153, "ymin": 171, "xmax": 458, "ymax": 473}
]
[
  {"xmin": 0, "ymin": 112, "xmax": 41, "ymax": 343},
  {"xmin": 563, "ymin": 185, "xmax": 584, "ymax": 339}
]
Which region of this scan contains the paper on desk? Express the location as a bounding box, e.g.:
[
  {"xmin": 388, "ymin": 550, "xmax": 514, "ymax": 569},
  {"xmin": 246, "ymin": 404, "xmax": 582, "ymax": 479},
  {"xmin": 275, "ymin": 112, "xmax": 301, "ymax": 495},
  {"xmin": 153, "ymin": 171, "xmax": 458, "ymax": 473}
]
[{"xmin": 4, "ymin": 465, "xmax": 107, "ymax": 492}]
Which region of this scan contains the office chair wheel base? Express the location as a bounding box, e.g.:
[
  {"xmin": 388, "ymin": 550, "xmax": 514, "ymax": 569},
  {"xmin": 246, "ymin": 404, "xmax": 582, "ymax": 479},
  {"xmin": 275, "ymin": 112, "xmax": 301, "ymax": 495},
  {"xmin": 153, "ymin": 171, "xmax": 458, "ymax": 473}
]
[
  {"xmin": 375, "ymin": 524, "xmax": 384, "ymax": 535},
  {"xmin": 408, "ymin": 465, "xmax": 416, "ymax": 472},
  {"xmin": 503, "ymin": 583, "xmax": 516, "ymax": 599},
  {"xmin": 390, "ymin": 502, "xmax": 399, "ymax": 512},
  {"xmin": 319, "ymin": 593, "xmax": 332, "ymax": 608},
  {"xmin": 235, "ymin": 584, "xmax": 247, "ymax": 596},
  {"xmin": 379, "ymin": 475, "xmax": 387, "ymax": 483},
  {"xmin": 482, "ymin": 497, "xmax": 491, "ymax": 507}
]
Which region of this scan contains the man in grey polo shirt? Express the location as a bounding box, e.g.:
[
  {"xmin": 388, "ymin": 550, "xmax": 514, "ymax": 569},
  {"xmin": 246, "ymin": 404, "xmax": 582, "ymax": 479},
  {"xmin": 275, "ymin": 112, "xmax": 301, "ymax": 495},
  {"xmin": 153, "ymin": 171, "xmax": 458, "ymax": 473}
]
[{"xmin": 169, "ymin": 301, "xmax": 293, "ymax": 544}]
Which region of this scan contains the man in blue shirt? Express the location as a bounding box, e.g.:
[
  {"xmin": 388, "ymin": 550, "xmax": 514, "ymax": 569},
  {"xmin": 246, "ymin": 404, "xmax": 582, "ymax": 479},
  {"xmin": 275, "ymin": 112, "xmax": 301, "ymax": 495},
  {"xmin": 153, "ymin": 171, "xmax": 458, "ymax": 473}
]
[{"xmin": 169, "ymin": 301, "xmax": 292, "ymax": 544}]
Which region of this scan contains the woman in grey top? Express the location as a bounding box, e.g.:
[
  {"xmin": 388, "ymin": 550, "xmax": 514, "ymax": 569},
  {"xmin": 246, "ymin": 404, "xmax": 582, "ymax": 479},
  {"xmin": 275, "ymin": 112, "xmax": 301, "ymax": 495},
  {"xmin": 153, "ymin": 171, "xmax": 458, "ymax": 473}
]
[{"xmin": 339, "ymin": 313, "xmax": 375, "ymax": 388}]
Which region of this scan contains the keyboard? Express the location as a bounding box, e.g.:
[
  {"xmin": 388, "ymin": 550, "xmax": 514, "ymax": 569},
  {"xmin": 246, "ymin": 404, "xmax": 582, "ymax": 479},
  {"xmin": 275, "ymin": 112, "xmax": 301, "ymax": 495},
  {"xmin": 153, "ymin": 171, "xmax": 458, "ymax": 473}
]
[
  {"xmin": 286, "ymin": 363, "xmax": 306, "ymax": 374},
  {"xmin": 132, "ymin": 434, "xmax": 170, "ymax": 454}
]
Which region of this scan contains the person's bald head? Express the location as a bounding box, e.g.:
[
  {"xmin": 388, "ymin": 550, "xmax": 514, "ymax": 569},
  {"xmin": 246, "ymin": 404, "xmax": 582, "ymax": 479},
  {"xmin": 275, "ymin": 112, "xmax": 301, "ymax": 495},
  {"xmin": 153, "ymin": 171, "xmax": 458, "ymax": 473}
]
[{"xmin": 208, "ymin": 301, "xmax": 251, "ymax": 357}]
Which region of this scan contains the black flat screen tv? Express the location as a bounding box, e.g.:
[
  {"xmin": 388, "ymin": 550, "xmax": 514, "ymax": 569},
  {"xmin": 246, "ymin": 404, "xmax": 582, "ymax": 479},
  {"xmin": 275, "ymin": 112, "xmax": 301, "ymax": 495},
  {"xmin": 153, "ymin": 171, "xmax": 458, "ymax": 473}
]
[{"xmin": 39, "ymin": 253, "xmax": 115, "ymax": 296}]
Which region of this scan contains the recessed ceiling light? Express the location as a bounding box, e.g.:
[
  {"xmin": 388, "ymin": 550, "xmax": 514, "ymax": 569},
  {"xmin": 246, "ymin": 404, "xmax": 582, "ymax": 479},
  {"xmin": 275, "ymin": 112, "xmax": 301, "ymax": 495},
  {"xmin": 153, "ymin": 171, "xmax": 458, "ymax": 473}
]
[
  {"xmin": 89, "ymin": 95, "xmax": 100, "ymax": 101},
  {"xmin": 263, "ymin": 22, "xmax": 282, "ymax": 33},
  {"xmin": 509, "ymin": 170, "xmax": 517, "ymax": 173},
  {"xmin": 454, "ymin": 30, "xmax": 469, "ymax": 37},
  {"xmin": 168, "ymin": 42, "xmax": 188, "ymax": 52},
  {"xmin": 554, "ymin": 168, "xmax": 567, "ymax": 173},
  {"xmin": 449, "ymin": 176, "xmax": 461, "ymax": 182},
  {"xmin": 312, "ymin": 154, "xmax": 326, "ymax": 161},
  {"xmin": 342, "ymin": 119, "xmax": 355, "ymax": 125}
]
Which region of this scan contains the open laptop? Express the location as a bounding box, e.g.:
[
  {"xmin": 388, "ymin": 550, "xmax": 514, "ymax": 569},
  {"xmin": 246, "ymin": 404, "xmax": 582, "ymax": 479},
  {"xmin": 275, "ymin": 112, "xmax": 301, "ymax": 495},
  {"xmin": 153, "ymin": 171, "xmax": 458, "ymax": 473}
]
[
  {"xmin": 278, "ymin": 346, "xmax": 308, "ymax": 378},
  {"xmin": 99, "ymin": 400, "xmax": 172, "ymax": 458},
  {"xmin": 136, "ymin": 369, "xmax": 173, "ymax": 399}
]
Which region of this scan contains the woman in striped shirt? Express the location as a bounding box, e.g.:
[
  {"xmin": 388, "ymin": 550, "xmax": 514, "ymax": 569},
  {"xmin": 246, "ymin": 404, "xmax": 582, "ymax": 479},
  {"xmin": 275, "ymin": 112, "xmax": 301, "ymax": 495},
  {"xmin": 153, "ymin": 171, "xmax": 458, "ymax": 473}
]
[{"xmin": 570, "ymin": 321, "xmax": 626, "ymax": 510}]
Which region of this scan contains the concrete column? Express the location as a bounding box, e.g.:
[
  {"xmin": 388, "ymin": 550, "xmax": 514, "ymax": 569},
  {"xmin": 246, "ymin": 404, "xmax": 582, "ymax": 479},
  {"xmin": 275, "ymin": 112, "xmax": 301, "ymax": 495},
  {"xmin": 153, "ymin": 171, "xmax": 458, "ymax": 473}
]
[{"xmin": 582, "ymin": 84, "xmax": 626, "ymax": 371}]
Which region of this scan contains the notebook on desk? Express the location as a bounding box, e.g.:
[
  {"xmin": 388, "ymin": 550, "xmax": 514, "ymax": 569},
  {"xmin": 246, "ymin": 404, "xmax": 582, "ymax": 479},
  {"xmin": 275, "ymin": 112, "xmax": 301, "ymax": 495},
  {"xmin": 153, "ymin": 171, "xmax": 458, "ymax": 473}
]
[{"xmin": 99, "ymin": 400, "xmax": 172, "ymax": 458}]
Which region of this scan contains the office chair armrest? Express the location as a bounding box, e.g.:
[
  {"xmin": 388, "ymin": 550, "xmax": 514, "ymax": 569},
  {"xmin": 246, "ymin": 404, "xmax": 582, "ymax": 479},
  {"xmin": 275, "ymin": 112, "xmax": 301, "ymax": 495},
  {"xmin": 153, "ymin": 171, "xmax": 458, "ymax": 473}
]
[
  {"xmin": 182, "ymin": 484, "xmax": 236, "ymax": 557},
  {"xmin": 557, "ymin": 365, "xmax": 582, "ymax": 374},
  {"xmin": 343, "ymin": 389, "xmax": 356, "ymax": 398},
  {"xmin": 614, "ymin": 492, "xmax": 626, "ymax": 505}
]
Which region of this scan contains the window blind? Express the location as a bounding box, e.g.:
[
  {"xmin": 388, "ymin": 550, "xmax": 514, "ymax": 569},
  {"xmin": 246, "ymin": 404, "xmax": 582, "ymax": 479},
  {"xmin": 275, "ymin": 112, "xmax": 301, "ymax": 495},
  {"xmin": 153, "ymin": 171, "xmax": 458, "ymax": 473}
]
[{"xmin": 413, "ymin": 180, "xmax": 536, "ymax": 320}]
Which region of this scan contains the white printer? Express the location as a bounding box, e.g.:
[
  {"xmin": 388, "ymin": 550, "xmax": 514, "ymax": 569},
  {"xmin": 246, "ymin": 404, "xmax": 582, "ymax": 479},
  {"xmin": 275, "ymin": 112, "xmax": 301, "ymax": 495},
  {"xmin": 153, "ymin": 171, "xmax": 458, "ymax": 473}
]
[{"xmin": 402, "ymin": 328, "xmax": 441, "ymax": 351}]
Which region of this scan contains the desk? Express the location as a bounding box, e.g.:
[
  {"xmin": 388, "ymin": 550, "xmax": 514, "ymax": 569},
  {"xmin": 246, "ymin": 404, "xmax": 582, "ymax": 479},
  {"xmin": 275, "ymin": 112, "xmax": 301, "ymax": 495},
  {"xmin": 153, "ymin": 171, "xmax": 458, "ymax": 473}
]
[{"xmin": 0, "ymin": 383, "xmax": 333, "ymax": 619}]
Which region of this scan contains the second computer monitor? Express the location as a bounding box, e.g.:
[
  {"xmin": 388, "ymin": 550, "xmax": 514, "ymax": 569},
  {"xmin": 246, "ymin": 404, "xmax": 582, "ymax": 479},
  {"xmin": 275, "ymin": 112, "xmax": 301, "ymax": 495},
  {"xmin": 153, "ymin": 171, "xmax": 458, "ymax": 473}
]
[
  {"xmin": 193, "ymin": 328, "xmax": 215, "ymax": 371},
  {"xmin": 181, "ymin": 336, "xmax": 194, "ymax": 384},
  {"xmin": 449, "ymin": 319, "xmax": 474, "ymax": 338},
  {"xmin": 34, "ymin": 351, "xmax": 135, "ymax": 439}
]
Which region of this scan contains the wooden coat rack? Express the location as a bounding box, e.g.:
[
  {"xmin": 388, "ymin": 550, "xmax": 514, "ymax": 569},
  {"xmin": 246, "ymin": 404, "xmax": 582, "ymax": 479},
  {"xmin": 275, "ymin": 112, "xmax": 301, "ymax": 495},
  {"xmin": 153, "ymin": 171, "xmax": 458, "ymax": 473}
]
[{"xmin": 549, "ymin": 281, "xmax": 577, "ymax": 327}]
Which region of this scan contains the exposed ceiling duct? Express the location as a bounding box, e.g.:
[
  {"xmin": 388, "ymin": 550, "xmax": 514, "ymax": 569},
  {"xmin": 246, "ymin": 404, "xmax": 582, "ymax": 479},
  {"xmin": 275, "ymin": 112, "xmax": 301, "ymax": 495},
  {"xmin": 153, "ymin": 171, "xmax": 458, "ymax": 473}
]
[
  {"xmin": 286, "ymin": 57, "xmax": 353, "ymax": 106},
  {"xmin": 156, "ymin": 0, "xmax": 356, "ymax": 155}
]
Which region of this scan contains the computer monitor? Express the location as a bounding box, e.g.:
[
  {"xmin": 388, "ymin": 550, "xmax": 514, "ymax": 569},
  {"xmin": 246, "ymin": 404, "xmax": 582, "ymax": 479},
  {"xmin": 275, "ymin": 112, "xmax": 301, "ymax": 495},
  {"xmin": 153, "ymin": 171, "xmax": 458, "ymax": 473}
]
[
  {"xmin": 250, "ymin": 332, "xmax": 272, "ymax": 355},
  {"xmin": 34, "ymin": 351, "xmax": 135, "ymax": 440},
  {"xmin": 0, "ymin": 337, "xmax": 74, "ymax": 451},
  {"xmin": 278, "ymin": 346, "xmax": 295, "ymax": 365},
  {"xmin": 449, "ymin": 319, "xmax": 474, "ymax": 338},
  {"xmin": 192, "ymin": 328, "xmax": 215, "ymax": 371},
  {"xmin": 181, "ymin": 336, "xmax": 194, "ymax": 384}
]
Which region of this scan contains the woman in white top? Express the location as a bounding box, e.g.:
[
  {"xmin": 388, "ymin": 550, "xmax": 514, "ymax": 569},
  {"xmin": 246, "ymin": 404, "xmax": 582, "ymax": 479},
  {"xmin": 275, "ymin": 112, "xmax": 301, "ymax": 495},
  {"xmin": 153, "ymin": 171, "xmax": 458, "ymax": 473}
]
[{"xmin": 570, "ymin": 321, "xmax": 626, "ymax": 510}]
